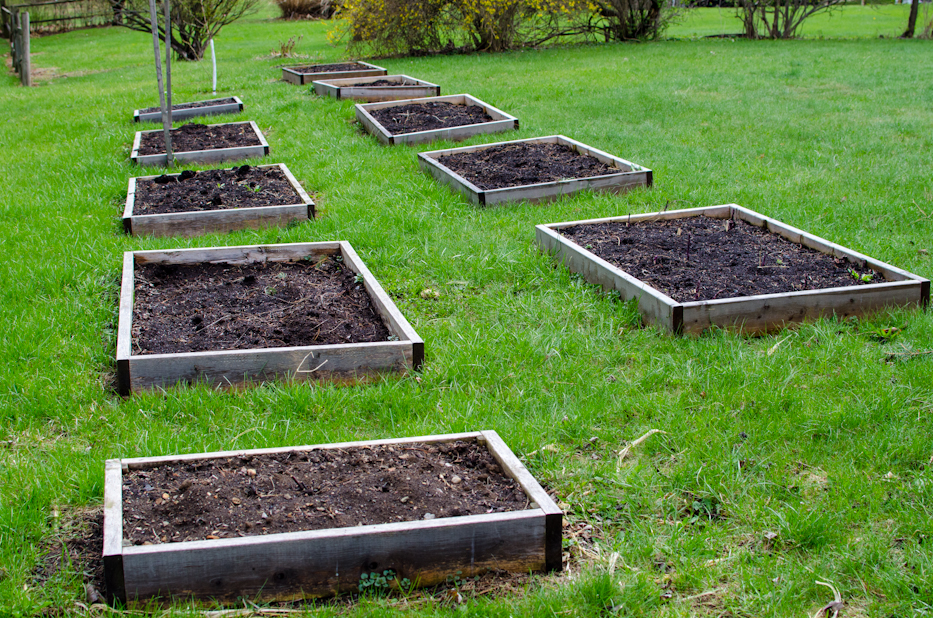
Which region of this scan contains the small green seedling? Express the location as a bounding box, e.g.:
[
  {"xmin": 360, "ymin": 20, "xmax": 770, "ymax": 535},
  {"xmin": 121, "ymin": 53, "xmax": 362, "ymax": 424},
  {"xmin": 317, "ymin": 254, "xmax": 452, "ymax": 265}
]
[
  {"xmin": 850, "ymin": 269, "xmax": 873, "ymax": 283},
  {"xmin": 354, "ymin": 274, "xmax": 364, "ymax": 284},
  {"xmin": 358, "ymin": 569, "xmax": 409, "ymax": 594}
]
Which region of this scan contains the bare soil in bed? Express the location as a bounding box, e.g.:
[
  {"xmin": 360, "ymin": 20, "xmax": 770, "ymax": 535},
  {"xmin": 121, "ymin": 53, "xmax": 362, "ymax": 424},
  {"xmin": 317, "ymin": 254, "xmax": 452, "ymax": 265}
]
[
  {"xmin": 368, "ymin": 102, "xmax": 493, "ymax": 135},
  {"xmin": 439, "ymin": 142, "xmax": 618, "ymax": 190},
  {"xmin": 132, "ymin": 257, "xmax": 390, "ymax": 355},
  {"xmin": 122, "ymin": 440, "xmax": 529, "ymax": 544},
  {"xmin": 346, "ymin": 79, "xmax": 402, "ymax": 87},
  {"xmin": 134, "ymin": 165, "xmax": 301, "ymax": 215},
  {"xmin": 138, "ymin": 97, "xmax": 238, "ymax": 114},
  {"xmin": 137, "ymin": 122, "xmax": 260, "ymax": 155},
  {"xmin": 559, "ymin": 215, "xmax": 877, "ymax": 302}
]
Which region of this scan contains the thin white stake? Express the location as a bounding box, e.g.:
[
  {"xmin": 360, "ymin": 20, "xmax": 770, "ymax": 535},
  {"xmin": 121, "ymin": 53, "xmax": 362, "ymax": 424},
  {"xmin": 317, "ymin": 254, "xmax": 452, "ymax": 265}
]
[{"xmin": 211, "ymin": 39, "xmax": 217, "ymax": 94}]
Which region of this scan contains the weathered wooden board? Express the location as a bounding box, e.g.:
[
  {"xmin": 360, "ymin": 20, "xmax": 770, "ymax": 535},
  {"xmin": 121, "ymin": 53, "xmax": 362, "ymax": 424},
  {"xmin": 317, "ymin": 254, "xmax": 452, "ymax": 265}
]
[
  {"xmin": 536, "ymin": 203, "xmax": 930, "ymax": 334},
  {"xmin": 313, "ymin": 74, "xmax": 440, "ymax": 102},
  {"xmin": 123, "ymin": 163, "xmax": 314, "ymax": 237},
  {"xmin": 282, "ymin": 61, "xmax": 386, "ymax": 85},
  {"xmin": 356, "ymin": 93, "xmax": 518, "ymax": 146},
  {"xmin": 133, "ymin": 96, "xmax": 244, "ymax": 123},
  {"xmin": 102, "ymin": 430, "xmax": 562, "ymax": 604},
  {"xmin": 115, "ymin": 241, "xmax": 423, "ymax": 395},
  {"xmin": 419, "ymin": 135, "xmax": 652, "ymax": 205},
  {"xmin": 130, "ymin": 121, "xmax": 270, "ymax": 167}
]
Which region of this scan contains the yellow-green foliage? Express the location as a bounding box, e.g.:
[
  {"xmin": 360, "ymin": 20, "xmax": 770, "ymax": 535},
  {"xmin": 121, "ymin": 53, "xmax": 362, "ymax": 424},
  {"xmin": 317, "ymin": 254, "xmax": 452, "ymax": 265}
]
[{"xmin": 333, "ymin": 0, "xmax": 600, "ymax": 56}]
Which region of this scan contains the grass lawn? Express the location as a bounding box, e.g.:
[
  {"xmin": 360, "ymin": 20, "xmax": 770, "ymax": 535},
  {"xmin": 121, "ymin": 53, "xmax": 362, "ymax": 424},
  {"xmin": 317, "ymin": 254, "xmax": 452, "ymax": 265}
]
[{"xmin": 1, "ymin": 3, "xmax": 932, "ymax": 616}]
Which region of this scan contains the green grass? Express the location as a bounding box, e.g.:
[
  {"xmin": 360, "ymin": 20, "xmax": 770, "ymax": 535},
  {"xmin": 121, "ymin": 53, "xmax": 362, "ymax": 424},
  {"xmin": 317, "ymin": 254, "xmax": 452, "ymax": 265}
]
[{"xmin": 1, "ymin": 4, "xmax": 933, "ymax": 616}]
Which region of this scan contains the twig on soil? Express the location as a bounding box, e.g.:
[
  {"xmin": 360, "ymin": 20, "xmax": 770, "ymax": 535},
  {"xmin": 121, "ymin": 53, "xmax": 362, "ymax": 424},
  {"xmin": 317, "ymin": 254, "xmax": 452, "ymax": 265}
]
[
  {"xmin": 812, "ymin": 580, "xmax": 843, "ymax": 618},
  {"xmin": 616, "ymin": 429, "xmax": 666, "ymax": 469},
  {"xmin": 885, "ymin": 349, "xmax": 933, "ymax": 362}
]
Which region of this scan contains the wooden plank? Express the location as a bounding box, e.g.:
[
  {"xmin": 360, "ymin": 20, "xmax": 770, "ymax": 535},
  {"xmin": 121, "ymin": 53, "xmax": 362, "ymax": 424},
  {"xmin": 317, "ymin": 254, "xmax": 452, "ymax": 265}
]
[
  {"xmin": 123, "ymin": 432, "xmax": 485, "ymax": 468},
  {"xmin": 131, "ymin": 242, "xmax": 340, "ymax": 266},
  {"xmin": 122, "ymin": 177, "xmax": 136, "ymax": 234},
  {"xmin": 122, "ymin": 510, "xmax": 545, "ymax": 602},
  {"xmin": 541, "ymin": 205, "xmax": 731, "ymax": 230},
  {"xmin": 681, "ymin": 280, "xmax": 924, "ymax": 334},
  {"xmin": 340, "ymin": 241, "xmax": 424, "ymax": 369},
  {"xmin": 127, "ymin": 340, "xmax": 414, "ymax": 392},
  {"xmin": 103, "ymin": 459, "xmax": 126, "ymax": 603},
  {"xmin": 480, "ymin": 430, "xmax": 562, "ymax": 571},
  {"xmin": 484, "ymin": 169, "xmax": 650, "ymax": 206},
  {"xmin": 535, "ymin": 224, "xmax": 677, "ymax": 329},
  {"xmin": 129, "ymin": 204, "xmax": 310, "ymax": 238},
  {"xmin": 356, "ymin": 93, "xmax": 518, "ymax": 146},
  {"xmin": 313, "ymin": 75, "xmax": 440, "ymax": 101},
  {"xmin": 116, "ymin": 252, "xmax": 135, "ymax": 396},
  {"xmin": 133, "ymin": 97, "xmax": 245, "ymax": 123}
]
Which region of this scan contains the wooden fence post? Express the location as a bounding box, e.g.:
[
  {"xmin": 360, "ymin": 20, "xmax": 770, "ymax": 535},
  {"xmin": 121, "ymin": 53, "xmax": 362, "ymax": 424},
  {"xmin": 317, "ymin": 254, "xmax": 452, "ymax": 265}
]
[{"xmin": 21, "ymin": 10, "xmax": 30, "ymax": 86}]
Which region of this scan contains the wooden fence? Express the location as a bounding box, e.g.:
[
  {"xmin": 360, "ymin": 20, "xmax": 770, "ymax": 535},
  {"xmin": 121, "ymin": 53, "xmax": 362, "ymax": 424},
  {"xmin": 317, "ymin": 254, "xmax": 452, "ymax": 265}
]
[{"xmin": 3, "ymin": 6, "xmax": 30, "ymax": 86}]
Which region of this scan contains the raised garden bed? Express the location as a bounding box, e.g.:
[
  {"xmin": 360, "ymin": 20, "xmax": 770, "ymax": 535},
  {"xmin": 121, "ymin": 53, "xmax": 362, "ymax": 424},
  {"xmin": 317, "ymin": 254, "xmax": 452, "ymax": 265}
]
[
  {"xmin": 536, "ymin": 204, "xmax": 930, "ymax": 334},
  {"xmin": 123, "ymin": 163, "xmax": 314, "ymax": 237},
  {"xmin": 313, "ymin": 74, "xmax": 440, "ymax": 102},
  {"xmin": 356, "ymin": 94, "xmax": 517, "ymax": 146},
  {"xmin": 130, "ymin": 121, "xmax": 269, "ymax": 167},
  {"xmin": 115, "ymin": 241, "xmax": 423, "ymax": 395},
  {"xmin": 418, "ymin": 135, "xmax": 651, "ymax": 205},
  {"xmin": 281, "ymin": 61, "xmax": 386, "ymax": 85},
  {"xmin": 103, "ymin": 430, "xmax": 561, "ymax": 604},
  {"xmin": 133, "ymin": 97, "xmax": 244, "ymax": 123}
]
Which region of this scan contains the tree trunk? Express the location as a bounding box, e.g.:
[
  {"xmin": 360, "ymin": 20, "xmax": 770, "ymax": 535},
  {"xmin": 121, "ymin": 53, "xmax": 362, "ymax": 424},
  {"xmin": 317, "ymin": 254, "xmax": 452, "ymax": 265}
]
[{"xmin": 901, "ymin": 0, "xmax": 919, "ymax": 38}]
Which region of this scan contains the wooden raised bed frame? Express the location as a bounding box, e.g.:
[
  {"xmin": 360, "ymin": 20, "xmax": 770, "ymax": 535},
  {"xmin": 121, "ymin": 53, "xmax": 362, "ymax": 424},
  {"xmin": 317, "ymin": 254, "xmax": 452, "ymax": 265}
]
[
  {"xmin": 418, "ymin": 135, "xmax": 651, "ymax": 206},
  {"xmin": 133, "ymin": 97, "xmax": 244, "ymax": 123},
  {"xmin": 312, "ymin": 74, "xmax": 440, "ymax": 102},
  {"xmin": 103, "ymin": 430, "xmax": 561, "ymax": 604},
  {"xmin": 122, "ymin": 163, "xmax": 314, "ymax": 238},
  {"xmin": 355, "ymin": 93, "xmax": 518, "ymax": 146},
  {"xmin": 130, "ymin": 121, "xmax": 270, "ymax": 168},
  {"xmin": 281, "ymin": 61, "xmax": 386, "ymax": 85},
  {"xmin": 536, "ymin": 204, "xmax": 930, "ymax": 334},
  {"xmin": 116, "ymin": 241, "xmax": 423, "ymax": 395}
]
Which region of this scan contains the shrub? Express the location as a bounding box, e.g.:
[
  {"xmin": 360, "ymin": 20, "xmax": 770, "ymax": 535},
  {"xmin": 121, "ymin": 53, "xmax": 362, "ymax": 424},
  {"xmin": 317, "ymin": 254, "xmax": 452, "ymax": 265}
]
[
  {"xmin": 336, "ymin": 0, "xmax": 674, "ymax": 57},
  {"xmin": 112, "ymin": 0, "xmax": 259, "ymax": 60},
  {"xmin": 275, "ymin": 0, "xmax": 338, "ymax": 20},
  {"xmin": 735, "ymin": 0, "xmax": 843, "ymax": 38}
]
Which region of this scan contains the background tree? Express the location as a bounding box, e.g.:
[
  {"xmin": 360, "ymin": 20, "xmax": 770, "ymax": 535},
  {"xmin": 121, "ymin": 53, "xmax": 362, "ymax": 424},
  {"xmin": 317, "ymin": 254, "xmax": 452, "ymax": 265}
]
[
  {"xmin": 112, "ymin": 0, "xmax": 258, "ymax": 60},
  {"xmin": 901, "ymin": 0, "xmax": 919, "ymax": 38},
  {"xmin": 736, "ymin": 0, "xmax": 844, "ymax": 39}
]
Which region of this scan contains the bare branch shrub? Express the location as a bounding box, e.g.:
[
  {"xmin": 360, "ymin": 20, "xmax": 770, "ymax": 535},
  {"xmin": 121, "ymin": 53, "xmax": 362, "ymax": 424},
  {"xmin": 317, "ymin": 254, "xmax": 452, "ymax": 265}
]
[
  {"xmin": 275, "ymin": 0, "xmax": 338, "ymax": 20},
  {"xmin": 112, "ymin": 0, "xmax": 258, "ymax": 60},
  {"xmin": 735, "ymin": 0, "xmax": 843, "ymax": 39}
]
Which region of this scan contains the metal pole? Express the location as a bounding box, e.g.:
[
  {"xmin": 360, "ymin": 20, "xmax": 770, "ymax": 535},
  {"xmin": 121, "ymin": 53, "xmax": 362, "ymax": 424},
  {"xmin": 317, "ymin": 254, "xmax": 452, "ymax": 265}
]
[
  {"xmin": 147, "ymin": 0, "xmax": 171, "ymax": 165},
  {"xmin": 163, "ymin": 0, "xmax": 173, "ymax": 165}
]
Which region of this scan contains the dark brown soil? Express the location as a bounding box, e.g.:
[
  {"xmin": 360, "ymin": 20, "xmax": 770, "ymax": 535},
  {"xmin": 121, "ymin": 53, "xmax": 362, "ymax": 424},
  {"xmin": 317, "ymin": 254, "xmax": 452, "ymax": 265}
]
[
  {"xmin": 439, "ymin": 142, "xmax": 618, "ymax": 190},
  {"xmin": 559, "ymin": 215, "xmax": 877, "ymax": 302},
  {"xmin": 368, "ymin": 102, "xmax": 493, "ymax": 135},
  {"xmin": 137, "ymin": 122, "xmax": 261, "ymax": 156},
  {"xmin": 138, "ymin": 97, "xmax": 238, "ymax": 114},
  {"xmin": 122, "ymin": 440, "xmax": 529, "ymax": 545},
  {"xmin": 292, "ymin": 62, "xmax": 371, "ymax": 73},
  {"xmin": 346, "ymin": 79, "xmax": 403, "ymax": 87},
  {"xmin": 134, "ymin": 165, "xmax": 302, "ymax": 215},
  {"xmin": 132, "ymin": 257, "xmax": 390, "ymax": 355}
]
